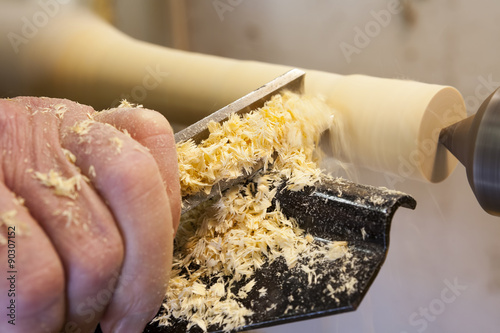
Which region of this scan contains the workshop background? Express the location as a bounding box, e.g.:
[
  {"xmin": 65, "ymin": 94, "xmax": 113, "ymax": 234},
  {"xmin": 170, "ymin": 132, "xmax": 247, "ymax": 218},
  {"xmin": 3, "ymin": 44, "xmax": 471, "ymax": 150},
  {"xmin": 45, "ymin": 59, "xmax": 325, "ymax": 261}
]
[
  {"xmin": 7, "ymin": 0, "xmax": 500, "ymax": 332},
  {"xmin": 109, "ymin": 1, "xmax": 500, "ymax": 332}
]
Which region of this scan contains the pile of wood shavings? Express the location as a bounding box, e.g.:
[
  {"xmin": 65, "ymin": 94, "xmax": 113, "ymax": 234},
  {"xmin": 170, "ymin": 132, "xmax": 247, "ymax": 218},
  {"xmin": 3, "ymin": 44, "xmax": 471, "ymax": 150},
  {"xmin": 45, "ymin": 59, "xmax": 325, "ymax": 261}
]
[
  {"xmin": 177, "ymin": 91, "xmax": 332, "ymax": 196},
  {"xmin": 156, "ymin": 92, "xmax": 350, "ymax": 332},
  {"xmin": 32, "ymin": 170, "xmax": 87, "ymax": 200}
]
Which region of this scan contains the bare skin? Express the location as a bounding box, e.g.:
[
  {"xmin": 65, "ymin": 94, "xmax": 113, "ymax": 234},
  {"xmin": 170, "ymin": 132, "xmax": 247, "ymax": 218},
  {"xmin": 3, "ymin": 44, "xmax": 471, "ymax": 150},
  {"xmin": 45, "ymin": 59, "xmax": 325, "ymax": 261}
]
[{"xmin": 0, "ymin": 97, "xmax": 181, "ymax": 333}]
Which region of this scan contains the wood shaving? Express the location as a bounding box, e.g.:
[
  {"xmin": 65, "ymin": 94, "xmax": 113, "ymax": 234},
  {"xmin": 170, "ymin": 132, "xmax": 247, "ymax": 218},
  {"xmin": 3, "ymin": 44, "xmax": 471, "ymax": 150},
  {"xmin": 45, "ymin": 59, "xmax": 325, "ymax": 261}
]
[
  {"xmin": 32, "ymin": 169, "xmax": 84, "ymax": 199},
  {"xmin": 53, "ymin": 104, "xmax": 68, "ymax": 119},
  {"xmin": 13, "ymin": 196, "xmax": 25, "ymax": 206},
  {"xmin": 0, "ymin": 210, "xmax": 28, "ymax": 243},
  {"xmin": 109, "ymin": 137, "xmax": 123, "ymax": 154},
  {"xmin": 118, "ymin": 99, "xmax": 143, "ymax": 108},
  {"xmin": 69, "ymin": 119, "xmax": 95, "ymax": 137},
  {"xmin": 325, "ymin": 274, "xmax": 358, "ymax": 304},
  {"xmin": 266, "ymin": 303, "xmax": 277, "ymax": 312},
  {"xmin": 53, "ymin": 202, "xmax": 80, "ymax": 228},
  {"xmin": 88, "ymin": 165, "xmax": 96, "ymax": 178},
  {"xmin": 0, "ymin": 210, "xmax": 17, "ymax": 245},
  {"xmin": 62, "ymin": 148, "xmax": 77, "ymax": 164},
  {"xmin": 121, "ymin": 128, "xmax": 132, "ymax": 138},
  {"xmin": 325, "ymin": 241, "xmax": 349, "ymax": 261},
  {"xmin": 361, "ymin": 227, "xmax": 368, "ymax": 240}
]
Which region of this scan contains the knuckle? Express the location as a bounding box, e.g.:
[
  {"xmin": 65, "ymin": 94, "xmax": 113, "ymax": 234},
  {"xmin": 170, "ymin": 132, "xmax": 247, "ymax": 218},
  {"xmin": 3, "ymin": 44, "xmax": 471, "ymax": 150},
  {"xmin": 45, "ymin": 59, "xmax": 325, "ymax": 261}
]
[
  {"xmin": 136, "ymin": 109, "xmax": 174, "ymax": 137},
  {"xmin": 96, "ymin": 107, "xmax": 174, "ymax": 139},
  {"xmin": 104, "ymin": 147, "xmax": 161, "ymax": 197}
]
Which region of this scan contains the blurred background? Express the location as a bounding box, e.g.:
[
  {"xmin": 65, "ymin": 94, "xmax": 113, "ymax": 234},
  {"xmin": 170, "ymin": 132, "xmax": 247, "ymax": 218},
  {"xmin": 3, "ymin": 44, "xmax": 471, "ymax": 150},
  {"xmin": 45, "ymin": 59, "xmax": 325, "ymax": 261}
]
[{"xmin": 4, "ymin": 0, "xmax": 500, "ymax": 332}]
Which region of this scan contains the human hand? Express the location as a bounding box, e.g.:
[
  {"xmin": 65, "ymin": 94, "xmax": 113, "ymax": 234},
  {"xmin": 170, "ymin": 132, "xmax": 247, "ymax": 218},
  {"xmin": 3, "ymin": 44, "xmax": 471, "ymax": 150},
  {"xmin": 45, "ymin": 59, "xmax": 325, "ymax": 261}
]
[{"xmin": 0, "ymin": 97, "xmax": 180, "ymax": 333}]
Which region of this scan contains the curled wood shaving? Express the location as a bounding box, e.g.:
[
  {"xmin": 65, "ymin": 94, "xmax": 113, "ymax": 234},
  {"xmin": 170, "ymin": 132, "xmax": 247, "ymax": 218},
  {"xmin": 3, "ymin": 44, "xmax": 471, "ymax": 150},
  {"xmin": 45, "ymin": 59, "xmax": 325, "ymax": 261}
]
[{"xmin": 62, "ymin": 148, "xmax": 77, "ymax": 164}]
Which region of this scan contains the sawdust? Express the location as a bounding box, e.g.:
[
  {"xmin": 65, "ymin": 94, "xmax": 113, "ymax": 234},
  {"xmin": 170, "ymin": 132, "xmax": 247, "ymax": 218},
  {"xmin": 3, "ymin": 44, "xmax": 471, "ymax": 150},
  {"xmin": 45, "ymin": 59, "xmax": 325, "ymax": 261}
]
[
  {"xmin": 13, "ymin": 196, "xmax": 25, "ymax": 207},
  {"xmin": 88, "ymin": 165, "xmax": 96, "ymax": 178},
  {"xmin": 0, "ymin": 210, "xmax": 18, "ymax": 245},
  {"xmin": 118, "ymin": 99, "xmax": 143, "ymax": 108},
  {"xmin": 62, "ymin": 148, "xmax": 77, "ymax": 164},
  {"xmin": 176, "ymin": 92, "xmax": 332, "ymax": 197},
  {"xmin": 0, "ymin": 210, "xmax": 29, "ymax": 244},
  {"xmin": 32, "ymin": 169, "xmax": 85, "ymax": 200},
  {"xmin": 53, "ymin": 104, "xmax": 68, "ymax": 119},
  {"xmin": 53, "ymin": 202, "xmax": 81, "ymax": 228},
  {"xmin": 71, "ymin": 120, "xmax": 95, "ymax": 135},
  {"xmin": 109, "ymin": 137, "xmax": 123, "ymax": 154}
]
